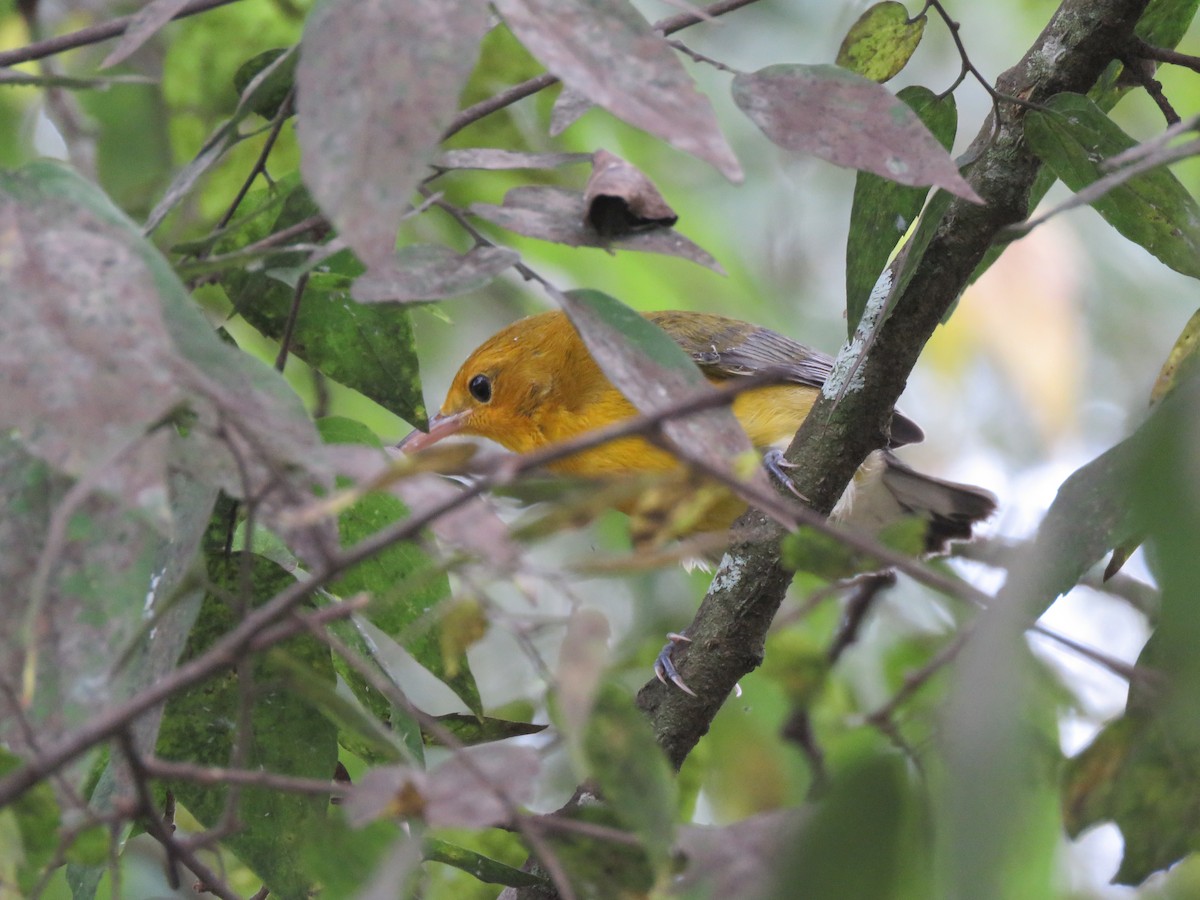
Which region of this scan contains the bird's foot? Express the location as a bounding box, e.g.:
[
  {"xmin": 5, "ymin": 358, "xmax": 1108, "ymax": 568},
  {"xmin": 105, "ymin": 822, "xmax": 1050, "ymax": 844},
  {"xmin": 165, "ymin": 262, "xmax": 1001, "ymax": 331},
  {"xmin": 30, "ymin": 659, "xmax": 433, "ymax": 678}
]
[
  {"xmin": 763, "ymin": 449, "xmax": 808, "ymax": 501},
  {"xmin": 654, "ymin": 632, "xmax": 696, "ymax": 697},
  {"xmin": 654, "ymin": 632, "xmax": 742, "ymax": 698}
]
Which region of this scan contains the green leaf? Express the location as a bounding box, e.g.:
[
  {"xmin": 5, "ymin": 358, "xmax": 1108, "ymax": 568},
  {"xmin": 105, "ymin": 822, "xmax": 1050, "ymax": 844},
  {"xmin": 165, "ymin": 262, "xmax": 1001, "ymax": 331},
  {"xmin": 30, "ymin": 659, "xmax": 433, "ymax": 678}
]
[
  {"xmin": 0, "ymin": 748, "xmax": 61, "ymax": 893},
  {"xmin": 1025, "ymin": 93, "xmax": 1200, "ymax": 280},
  {"xmin": 845, "ymin": 86, "xmax": 956, "ymax": 334},
  {"xmin": 776, "ymin": 753, "xmax": 930, "ymax": 897},
  {"xmin": 221, "ymin": 180, "xmax": 428, "ymax": 429},
  {"xmin": 423, "ymin": 713, "xmax": 546, "ymax": 746},
  {"xmin": 271, "ymin": 654, "xmax": 412, "ymax": 764},
  {"xmin": 836, "ymin": 2, "xmax": 927, "ymax": 84},
  {"xmin": 425, "ymin": 838, "xmax": 545, "ymax": 887},
  {"xmin": 232, "ymin": 47, "xmax": 297, "ymax": 120},
  {"xmin": 318, "ymin": 417, "xmax": 482, "ymax": 717},
  {"xmin": 582, "ymin": 684, "xmax": 677, "ymax": 874},
  {"xmin": 300, "ymin": 816, "xmax": 405, "ymax": 896},
  {"xmin": 0, "ymin": 440, "xmax": 162, "ymax": 778},
  {"xmin": 1136, "ymin": 0, "xmax": 1200, "ymax": 46},
  {"xmin": 156, "ymin": 552, "xmax": 339, "ymax": 899}
]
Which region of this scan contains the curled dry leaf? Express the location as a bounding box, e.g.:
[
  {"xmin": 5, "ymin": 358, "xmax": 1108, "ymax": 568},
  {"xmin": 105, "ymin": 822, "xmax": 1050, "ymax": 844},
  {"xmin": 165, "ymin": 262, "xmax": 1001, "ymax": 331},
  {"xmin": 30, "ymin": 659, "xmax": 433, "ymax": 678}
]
[
  {"xmin": 494, "ymin": 0, "xmax": 742, "ymax": 181},
  {"xmin": 470, "ymin": 185, "xmax": 723, "ymax": 272},
  {"xmin": 346, "ymin": 745, "xmax": 540, "ymax": 828},
  {"xmin": 584, "ymin": 149, "xmax": 678, "ymax": 237},
  {"xmin": 732, "ymin": 63, "xmax": 982, "ymax": 203},
  {"xmin": 351, "ymin": 244, "xmax": 519, "ymax": 303}
]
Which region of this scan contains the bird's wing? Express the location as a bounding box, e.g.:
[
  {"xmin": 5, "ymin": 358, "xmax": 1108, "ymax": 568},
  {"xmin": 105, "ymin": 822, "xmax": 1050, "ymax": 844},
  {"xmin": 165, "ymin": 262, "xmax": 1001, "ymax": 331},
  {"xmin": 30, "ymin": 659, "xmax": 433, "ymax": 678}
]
[
  {"xmin": 648, "ymin": 311, "xmax": 833, "ymax": 388},
  {"xmin": 647, "ymin": 311, "xmax": 923, "ymax": 446},
  {"xmin": 689, "ymin": 325, "xmax": 834, "ymax": 389}
]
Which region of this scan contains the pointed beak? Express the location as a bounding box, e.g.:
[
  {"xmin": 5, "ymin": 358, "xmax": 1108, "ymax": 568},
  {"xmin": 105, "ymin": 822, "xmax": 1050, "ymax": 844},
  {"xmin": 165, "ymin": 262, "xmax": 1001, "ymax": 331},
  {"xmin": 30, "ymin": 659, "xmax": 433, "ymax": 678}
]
[{"xmin": 396, "ymin": 410, "xmax": 470, "ymax": 453}]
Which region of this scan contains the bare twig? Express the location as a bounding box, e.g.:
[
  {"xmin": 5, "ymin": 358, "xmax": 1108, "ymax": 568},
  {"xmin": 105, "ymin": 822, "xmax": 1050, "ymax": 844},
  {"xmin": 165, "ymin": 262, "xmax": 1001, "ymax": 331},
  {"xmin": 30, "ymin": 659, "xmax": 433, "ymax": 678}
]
[
  {"xmin": 274, "ymin": 271, "xmax": 309, "ymax": 371},
  {"xmin": 922, "ymin": 0, "xmax": 1041, "ymax": 112},
  {"xmin": 1128, "ymin": 35, "xmax": 1200, "ymax": 74},
  {"xmin": 0, "ymin": 0, "xmax": 244, "ymax": 68},
  {"xmin": 117, "ymin": 731, "xmax": 241, "ymax": 900},
  {"xmin": 141, "ymin": 757, "xmax": 349, "ymax": 798},
  {"xmin": 215, "ymin": 87, "xmax": 296, "ymax": 232}
]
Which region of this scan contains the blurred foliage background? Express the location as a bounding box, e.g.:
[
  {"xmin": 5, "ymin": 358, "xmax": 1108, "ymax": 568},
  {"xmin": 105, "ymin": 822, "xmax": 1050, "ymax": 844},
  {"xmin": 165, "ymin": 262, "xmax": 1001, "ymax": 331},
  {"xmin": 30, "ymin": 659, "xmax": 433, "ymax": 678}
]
[{"xmin": 2, "ymin": 0, "xmax": 1200, "ymax": 897}]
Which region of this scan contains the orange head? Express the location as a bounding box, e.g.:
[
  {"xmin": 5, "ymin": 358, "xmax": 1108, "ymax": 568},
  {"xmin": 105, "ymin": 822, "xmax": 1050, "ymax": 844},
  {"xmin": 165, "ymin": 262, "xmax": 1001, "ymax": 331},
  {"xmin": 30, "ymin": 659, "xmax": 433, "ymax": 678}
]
[{"xmin": 398, "ymin": 311, "xmax": 622, "ymax": 455}]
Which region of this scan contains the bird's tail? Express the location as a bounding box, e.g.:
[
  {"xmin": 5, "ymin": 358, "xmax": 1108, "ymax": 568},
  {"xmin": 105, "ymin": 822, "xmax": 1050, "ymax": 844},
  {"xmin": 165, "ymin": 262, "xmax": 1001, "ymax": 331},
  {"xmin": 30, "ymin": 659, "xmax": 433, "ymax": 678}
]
[
  {"xmin": 835, "ymin": 450, "xmax": 997, "ymax": 553},
  {"xmin": 879, "ymin": 451, "xmax": 997, "ymax": 552}
]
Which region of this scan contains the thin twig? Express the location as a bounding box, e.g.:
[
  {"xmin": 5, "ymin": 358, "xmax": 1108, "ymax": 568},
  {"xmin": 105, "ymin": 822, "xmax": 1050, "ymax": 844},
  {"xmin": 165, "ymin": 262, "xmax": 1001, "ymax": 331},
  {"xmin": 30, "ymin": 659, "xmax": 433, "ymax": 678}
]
[
  {"xmin": 0, "ymin": 0, "xmax": 244, "ymax": 68},
  {"xmin": 922, "ymin": 0, "xmax": 1041, "ymax": 112},
  {"xmin": 180, "ymin": 214, "xmax": 328, "ymax": 274},
  {"xmin": 1129, "ymin": 36, "xmax": 1200, "ymax": 74},
  {"xmin": 141, "ymin": 757, "xmax": 350, "ymax": 797},
  {"xmin": 274, "ymin": 271, "xmax": 309, "ymax": 371},
  {"xmin": 117, "ymin": 731, "xmax": 241, "ymax": 900},
  {"xmin": 215, "ymin": 87, "xmax": 296, "ymax": 233}
]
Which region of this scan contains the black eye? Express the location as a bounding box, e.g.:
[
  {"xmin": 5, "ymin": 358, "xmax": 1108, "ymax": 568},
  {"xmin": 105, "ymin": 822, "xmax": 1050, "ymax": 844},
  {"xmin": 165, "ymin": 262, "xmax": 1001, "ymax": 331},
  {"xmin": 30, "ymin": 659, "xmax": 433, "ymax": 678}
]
[{"xmin": 468, "ymin": 374, "xmax": 492, "ymax": 403}]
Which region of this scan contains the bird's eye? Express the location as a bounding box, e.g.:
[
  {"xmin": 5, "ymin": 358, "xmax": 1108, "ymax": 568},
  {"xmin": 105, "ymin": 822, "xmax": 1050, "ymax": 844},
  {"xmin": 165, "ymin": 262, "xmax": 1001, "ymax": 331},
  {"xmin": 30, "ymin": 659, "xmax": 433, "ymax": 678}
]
[{"xmin": 468, "ymin": 373, "xmax": 492, "ymax": 403}]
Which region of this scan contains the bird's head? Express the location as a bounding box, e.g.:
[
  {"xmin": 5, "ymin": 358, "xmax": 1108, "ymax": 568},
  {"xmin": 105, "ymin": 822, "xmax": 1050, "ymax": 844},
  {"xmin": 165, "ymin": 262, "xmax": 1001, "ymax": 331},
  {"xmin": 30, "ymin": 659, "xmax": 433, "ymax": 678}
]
[{"xmin": 398, "ymin": 311, "xmax": 593, "ymax": 455}]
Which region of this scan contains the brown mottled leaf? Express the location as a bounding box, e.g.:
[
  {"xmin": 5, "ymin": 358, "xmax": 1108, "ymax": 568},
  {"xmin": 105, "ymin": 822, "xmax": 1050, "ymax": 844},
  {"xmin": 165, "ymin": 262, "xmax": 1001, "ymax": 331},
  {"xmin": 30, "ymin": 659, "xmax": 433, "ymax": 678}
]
[
  {"xmin": 351, "ymin": 244, "xmax": 519, "ymax": 303},
  {"xmin": 297, "ymin": 0, "xmax": 491, "ymax": 267},
  {"xmin": 434, "ymin": 148, "xmax": 591, "ymax": 170},
  {"xmin": 470, "ymin": 185, "xmax": 723, "ymax": 272},
  {"xmin": 732, "ymin": 63, "xmax": 981, "ymax": 203},
  {"xmin": 584, "ymin": 149, "xmax": 677, "ymax": 237},
  {"xmin": 549, "ymin": 85, "xmax": 593, "ymax": 136},
  {"xmin": 0, "ymin": 164, "xmax": 185, "ymax": 518},
  {"xmin": 346, "ymin": 746, "xmax": 539, "ymax": 828},
  {"xmin": 836, "ymin": 1, "xmax": 927, "ymax": 84},
  {"xmin": 494, "ymin": 0, "xmax": 742, "ymax": 181}
]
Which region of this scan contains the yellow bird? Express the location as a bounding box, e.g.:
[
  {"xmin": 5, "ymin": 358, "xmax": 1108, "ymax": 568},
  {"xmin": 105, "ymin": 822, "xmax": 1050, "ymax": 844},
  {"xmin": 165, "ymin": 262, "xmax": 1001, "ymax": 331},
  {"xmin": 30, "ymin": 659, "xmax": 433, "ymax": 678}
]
[{"xmin": 400, "ymin": 309, "xmax": 995, "ymax": 549}]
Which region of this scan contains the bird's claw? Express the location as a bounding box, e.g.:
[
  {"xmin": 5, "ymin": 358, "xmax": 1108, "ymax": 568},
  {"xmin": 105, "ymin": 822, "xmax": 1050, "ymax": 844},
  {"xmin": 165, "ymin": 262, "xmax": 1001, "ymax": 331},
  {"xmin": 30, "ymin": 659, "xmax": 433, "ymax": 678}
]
[
  {"xmin": 763, "ymin": 449, "xmax": 808, "ymax": 501},
  {"xmin": 654, "ymin": 632, "xmax": 697, "ymax": 697}
]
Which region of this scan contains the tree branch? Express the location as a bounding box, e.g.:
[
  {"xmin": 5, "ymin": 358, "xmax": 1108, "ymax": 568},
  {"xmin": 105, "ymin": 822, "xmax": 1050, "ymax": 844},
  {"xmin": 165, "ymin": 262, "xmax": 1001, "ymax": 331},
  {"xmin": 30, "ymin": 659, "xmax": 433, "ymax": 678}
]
[
  {"xmin": 0, "ymin": 0, "xmax": 243, "ymax": 69},
  {"xmin": 635, "ymin": 0, "xmax": 1153, "ymax": 771}
]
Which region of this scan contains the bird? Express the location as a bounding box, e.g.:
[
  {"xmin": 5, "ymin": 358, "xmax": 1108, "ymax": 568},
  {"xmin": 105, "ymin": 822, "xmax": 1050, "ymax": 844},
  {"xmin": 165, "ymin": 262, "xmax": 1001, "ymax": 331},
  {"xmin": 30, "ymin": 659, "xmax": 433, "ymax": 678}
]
[{"xmin": 398, "ymin": 308, "xmax": 996, "ymax": 552}]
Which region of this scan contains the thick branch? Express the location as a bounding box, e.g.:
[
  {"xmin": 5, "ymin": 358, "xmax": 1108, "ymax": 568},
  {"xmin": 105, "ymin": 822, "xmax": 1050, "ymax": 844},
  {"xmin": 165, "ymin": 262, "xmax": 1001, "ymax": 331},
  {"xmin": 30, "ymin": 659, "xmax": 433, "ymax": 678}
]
[{"xmin": 636, "ymin": 0, "xmax": 1152, "ymax": 770}]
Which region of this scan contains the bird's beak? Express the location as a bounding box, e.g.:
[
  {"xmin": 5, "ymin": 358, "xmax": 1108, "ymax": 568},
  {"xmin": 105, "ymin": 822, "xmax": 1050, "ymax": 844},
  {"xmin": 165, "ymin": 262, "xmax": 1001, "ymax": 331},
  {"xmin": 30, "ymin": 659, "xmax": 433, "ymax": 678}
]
[{"xmin": 396, "ymin": 410, "xmax": 469, "ymax": 453}]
